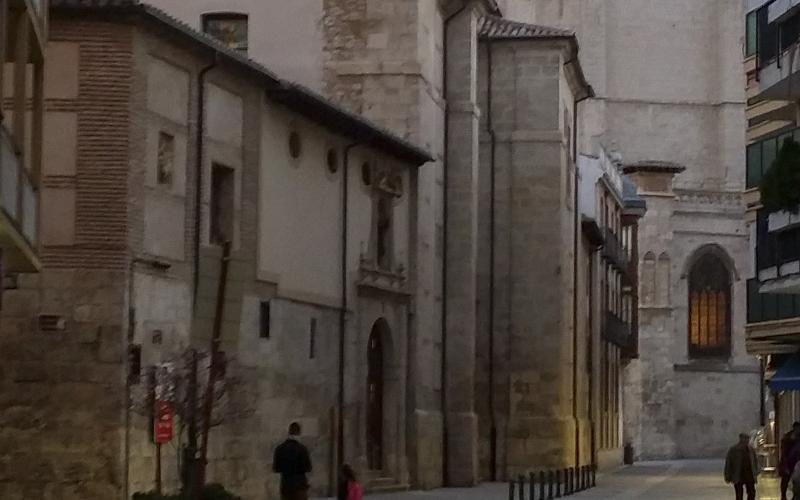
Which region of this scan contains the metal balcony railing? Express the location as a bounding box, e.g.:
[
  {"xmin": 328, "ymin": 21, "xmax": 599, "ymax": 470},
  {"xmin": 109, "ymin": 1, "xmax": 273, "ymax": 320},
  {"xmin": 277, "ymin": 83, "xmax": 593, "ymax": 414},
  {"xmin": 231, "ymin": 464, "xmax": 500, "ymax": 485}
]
[
  {"xmin": 748, "ymin": 278, "xmax": 800, "ymax": 323},
  {"xmin": 601, "ymin": 228, "xmax": 629, "ymax": 272},
  {"xmin": 756, "ymin": 210, "xmax": 800, "ymax": 274},
  {"xmin": 0, "ymin": 126, "xmax": 37, "ymax": 246},
  {"xmin": 603, "ymin": 311, "xmax": 631, "ymax": 348},
  {"xmin": 752, "ymin": 1, "xmax": 800, "ymax": 70}
]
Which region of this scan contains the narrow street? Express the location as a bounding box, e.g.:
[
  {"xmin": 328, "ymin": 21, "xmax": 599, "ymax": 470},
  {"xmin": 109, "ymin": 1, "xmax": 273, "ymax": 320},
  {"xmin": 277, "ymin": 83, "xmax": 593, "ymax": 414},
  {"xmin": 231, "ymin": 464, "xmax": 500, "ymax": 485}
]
[{"xmin": 321, "ymin": 461, "xmax": 781, "ymax": 500}]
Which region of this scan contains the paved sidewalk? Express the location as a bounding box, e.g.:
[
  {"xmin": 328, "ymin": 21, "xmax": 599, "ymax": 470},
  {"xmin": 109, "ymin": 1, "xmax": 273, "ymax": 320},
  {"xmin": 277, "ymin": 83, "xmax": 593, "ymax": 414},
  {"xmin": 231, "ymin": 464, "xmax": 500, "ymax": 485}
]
[{"xmin": 317, "ymin": 460, "xmax": 781, "ymax": 499}]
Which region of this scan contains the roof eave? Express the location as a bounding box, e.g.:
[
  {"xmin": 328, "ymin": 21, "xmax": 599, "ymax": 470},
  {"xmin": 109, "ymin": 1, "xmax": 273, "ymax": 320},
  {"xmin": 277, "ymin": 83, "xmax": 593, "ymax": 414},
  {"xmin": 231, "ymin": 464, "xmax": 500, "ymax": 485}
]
[
  {"xmin": 622, "ymin": 163, "xmax": 687, "ymax": 175},
  {"xmin": 268, "ymin": 85, "xmax": 434, "ymax": 166},
  {"xmin": 51, "ymin": 0, "xmax": 433, "ymax": 167}
]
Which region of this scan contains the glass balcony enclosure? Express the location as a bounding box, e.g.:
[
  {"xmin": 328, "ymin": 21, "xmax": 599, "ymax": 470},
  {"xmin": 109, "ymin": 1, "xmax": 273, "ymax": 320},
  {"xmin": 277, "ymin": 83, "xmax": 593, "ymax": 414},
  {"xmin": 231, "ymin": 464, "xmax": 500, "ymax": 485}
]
[{"xmin": 0, "ymin": 125, "xmax": 38, "ymax": 271}]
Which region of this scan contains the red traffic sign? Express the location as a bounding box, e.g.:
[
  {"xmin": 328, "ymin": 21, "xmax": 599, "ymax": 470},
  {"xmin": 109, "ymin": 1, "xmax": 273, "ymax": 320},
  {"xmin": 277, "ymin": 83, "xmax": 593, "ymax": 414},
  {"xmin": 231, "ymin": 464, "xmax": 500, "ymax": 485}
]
[{"xmin": 154, "ymin": 401, "xmax": 174, "ymax": 444}]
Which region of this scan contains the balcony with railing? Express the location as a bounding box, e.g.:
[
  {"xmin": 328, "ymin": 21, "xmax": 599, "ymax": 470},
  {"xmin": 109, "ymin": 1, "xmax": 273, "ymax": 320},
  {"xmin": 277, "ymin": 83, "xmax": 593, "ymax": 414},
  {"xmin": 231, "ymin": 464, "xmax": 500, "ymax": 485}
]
[
  {"xmin": 603, "ymin": 311, "xmax": 631, "ymax": 349},
  {"xmin": 749, "ymin": 0, "xmax": 800, "ymax": 100},
  {"xmin": 756, "ymin": 208, "xmax": 800, "ymax": 294},
  {"xmin": 601, "ymin": 228, "xmax": 629, "ymax": 273},
  {"xmin": 747, "ymin": 127, "xmax": 799, "ymax": 189},
  {"xmin": 0, "ymin": 126, "xmax": 39, "ymax": 272},
  {"xmin": 747, "ymin": 276, "xmax": 800, "ymax": 353}
]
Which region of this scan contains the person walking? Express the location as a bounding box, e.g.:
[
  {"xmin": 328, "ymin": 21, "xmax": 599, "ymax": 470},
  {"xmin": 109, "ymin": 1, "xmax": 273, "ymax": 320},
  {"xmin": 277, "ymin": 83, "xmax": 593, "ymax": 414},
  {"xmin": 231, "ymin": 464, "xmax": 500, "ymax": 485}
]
[
  {"xmin": 337, "ymin": 464, "xmax": 363, "ymax": 500},
  {"xmin": 273, "ymin": 422, "xmax": 313, "ymax": 500},
  {"xmin": 781, "ymin": 422, "xmax": 800, "ymax": 500},
  {"xmin": 725, "ymin": 433, "xmax": 760, "ymax": 500}
]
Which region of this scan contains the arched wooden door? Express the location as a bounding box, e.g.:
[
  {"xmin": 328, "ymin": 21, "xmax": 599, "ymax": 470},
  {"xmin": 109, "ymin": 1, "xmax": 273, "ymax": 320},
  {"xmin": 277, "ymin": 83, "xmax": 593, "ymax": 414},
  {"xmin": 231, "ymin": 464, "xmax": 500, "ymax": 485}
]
[{"xmin": 367, "ymin": 323, "xmax": 384, "ymax": 471}]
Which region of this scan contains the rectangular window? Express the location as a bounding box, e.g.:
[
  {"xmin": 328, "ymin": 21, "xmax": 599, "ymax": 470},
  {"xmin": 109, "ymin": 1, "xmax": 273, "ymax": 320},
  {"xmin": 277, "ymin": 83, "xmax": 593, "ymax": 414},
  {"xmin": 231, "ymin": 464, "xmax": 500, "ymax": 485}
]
[
  {"xmin": 210, "ymin": 163, "xmax": 235, "ymax": 246},
  {"xmin": 780, "ymin": 131, "xmax": 794, "ymax": 149},
  {"xmin": 763, "ymin": 137, "xmax": 778, "ymax": 177},
  {"xmin": 202, "ymin": 13, "xmax": 249, "ymax": 53},
  {"xmin": 128, "ymin": 344, "xmax": 142, "ymax": 385},
  {"xmin": 746, "ymin": 11, "xmax": 758, "ymax": 57},
  {"xmin": 309, "ymin": 318, "xmax": 317, "ymax": 359},
  {"xmin": 157, "ymin": 132, "xmax": 175, "ymax": 186},
  {"xmin": 747, "ymin": 142, "xmax": 762, "ymax": 189},
  {"xmin": 259, "ymin": 301, "xmax": 270, "ymax": 339}
]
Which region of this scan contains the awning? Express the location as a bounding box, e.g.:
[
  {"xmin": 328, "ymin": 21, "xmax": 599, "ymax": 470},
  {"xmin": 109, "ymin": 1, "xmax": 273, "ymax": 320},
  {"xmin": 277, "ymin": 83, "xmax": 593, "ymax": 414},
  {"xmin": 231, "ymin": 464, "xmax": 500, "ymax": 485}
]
[{"xmin": 769, "ymin": 354, "xmax": 800, "ymax": 392}]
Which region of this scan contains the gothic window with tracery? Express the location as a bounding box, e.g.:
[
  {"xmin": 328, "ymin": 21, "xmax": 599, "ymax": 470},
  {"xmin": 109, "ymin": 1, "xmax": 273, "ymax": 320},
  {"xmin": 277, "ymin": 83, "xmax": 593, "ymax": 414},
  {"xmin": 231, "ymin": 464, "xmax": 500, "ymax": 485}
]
[{"xmin": 688, "ymin": 253, "xmax": 731, "ymax": 358}]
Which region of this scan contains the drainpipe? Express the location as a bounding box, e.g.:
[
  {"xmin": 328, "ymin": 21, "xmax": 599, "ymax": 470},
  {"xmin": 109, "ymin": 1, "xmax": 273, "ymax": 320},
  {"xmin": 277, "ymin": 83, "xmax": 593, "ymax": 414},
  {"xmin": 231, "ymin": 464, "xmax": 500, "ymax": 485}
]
[
  {"xmin": 760, "ymin": 357, "xmax": 766, "ymax": 427},
  {"xmin": 338, "ymin": 142, "xmax": 359, "ymax": 472},
  {"xmin": 441, "ymin": 2, "xmax": 468, "ymax": 485},
  {"xmin": 570, "ymin": 76, "xmax": 592, "ymax": 469},
  {"xmin": 587, "ymin": 250, "xmax": 596, "ymax": 468},
  {"xmin": 193, "ymin": 57, "xmax": 218, "ymax": 308},
  {"xmin": 124, "ymin": 259, "xmax": 136, "ymax": 500},
  {"xmin": 486, "ymin": 38, "xmax": 498, "ymax": 482}
]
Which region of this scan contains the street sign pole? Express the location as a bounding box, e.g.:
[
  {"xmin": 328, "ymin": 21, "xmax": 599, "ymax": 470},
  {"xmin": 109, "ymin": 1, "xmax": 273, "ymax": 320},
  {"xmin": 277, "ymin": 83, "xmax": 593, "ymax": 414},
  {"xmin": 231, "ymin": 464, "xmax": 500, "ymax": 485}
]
[{"xmin": 156, "ymin": 442, "xmax": 162, "ymax": 494}]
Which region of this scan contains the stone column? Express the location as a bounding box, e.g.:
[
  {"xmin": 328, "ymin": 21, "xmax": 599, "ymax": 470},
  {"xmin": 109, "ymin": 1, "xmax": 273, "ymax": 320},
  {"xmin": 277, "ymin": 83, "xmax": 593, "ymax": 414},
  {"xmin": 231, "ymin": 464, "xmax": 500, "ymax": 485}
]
[
  {"xmin": 624, "ymin": 166, "xmax": 682, "ymax": 460},
  {"xmin": 443, "ymin": 6, "xmax": 480, "ymax": 487}
]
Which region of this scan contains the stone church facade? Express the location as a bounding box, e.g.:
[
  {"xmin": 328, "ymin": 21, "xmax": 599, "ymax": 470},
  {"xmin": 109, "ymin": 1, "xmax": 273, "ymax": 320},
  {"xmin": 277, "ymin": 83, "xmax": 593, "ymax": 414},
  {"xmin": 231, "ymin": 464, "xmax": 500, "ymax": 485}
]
[
  {"xmin": 527, "ymin": 0, "xmax": 761, "ymax": 459},
  {"xmin": 0, "ymin": 0, "xmax": 765, "ymax": 499}
]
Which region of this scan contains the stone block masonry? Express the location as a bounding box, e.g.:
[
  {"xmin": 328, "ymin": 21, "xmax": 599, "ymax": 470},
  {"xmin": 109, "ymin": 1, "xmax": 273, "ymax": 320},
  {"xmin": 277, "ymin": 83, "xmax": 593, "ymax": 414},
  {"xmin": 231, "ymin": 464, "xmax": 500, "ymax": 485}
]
[
  {"xmin": 0, "ymin": 270, "xmax": 126, "ymax": 500},
  {"xmin": 0, "ymin": 19, "xmax": 135, "ymax": 499}
]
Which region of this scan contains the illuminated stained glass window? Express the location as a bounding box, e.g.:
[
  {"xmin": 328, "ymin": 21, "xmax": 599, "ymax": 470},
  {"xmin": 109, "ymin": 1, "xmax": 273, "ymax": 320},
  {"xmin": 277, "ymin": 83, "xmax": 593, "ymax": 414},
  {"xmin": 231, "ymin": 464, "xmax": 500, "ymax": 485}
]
[
  {"xmin": 688, "ymin": 253, "xmax": 731, "ymax": 358},
  {"xmin": 202, "ymin": 13, "xmax": 249, "ymax": 54}
]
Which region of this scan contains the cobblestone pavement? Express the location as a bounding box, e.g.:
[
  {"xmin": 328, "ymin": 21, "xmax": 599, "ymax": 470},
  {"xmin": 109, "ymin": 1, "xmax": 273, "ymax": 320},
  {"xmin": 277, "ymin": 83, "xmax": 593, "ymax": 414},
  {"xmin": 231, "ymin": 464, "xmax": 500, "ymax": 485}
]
[{"xmin": 317, "ymin": 460, "xmax": 781, "ymax": 499}]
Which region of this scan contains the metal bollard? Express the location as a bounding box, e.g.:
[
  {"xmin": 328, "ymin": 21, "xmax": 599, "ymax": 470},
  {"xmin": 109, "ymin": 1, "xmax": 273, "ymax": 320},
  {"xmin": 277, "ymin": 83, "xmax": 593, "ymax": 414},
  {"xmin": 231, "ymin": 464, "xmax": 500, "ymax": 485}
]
[
  {"xmin": 509, "ymin": 480, "xmax": 516, "ymax": 500},
  {"xmin": 548, "ymin": 470, "xmax": 554, "ymax": 499},
  {"xmin": 519, "ymin": 475, "xmax": 525, "ymax": 500},
  {"xmin": 567, "ymin": 467, "xmax": 575, "ymax": 495},
  {"xmin": 591, "ymin": 464, "xmax": 597, "ymax": 487},
  {"xmin": 570, "ymin": 468, "xmax": 575, "ymax": 494},
  {"xmin": 555, "ymin": 469, "xmax": 561, "ymax": 498},
  {"xmin": 570, "ymin": 467, "xmax": 575, "ymax": 494},
  {"xmin": 540, "ymin": 471, "xmax": 546, "ymax": 500},
  {"xmin": 581, "ymin": 466, "xmax": 587, "ymax": 491},
  {"xmin": 530, "ymin": 472, "xmax": 536, "ymax": 500}
]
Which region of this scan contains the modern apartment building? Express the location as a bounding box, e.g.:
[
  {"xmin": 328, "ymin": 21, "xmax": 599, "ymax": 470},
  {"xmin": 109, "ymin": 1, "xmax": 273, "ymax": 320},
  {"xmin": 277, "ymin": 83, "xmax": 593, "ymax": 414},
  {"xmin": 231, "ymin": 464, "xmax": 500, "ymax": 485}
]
[
  {"xmin": 0, "ymin": 0, "xmax": 47, "ymax": 281},
  {"xmin": 743, "ymin": 0, "xmax": 800, "ymax": 452}
]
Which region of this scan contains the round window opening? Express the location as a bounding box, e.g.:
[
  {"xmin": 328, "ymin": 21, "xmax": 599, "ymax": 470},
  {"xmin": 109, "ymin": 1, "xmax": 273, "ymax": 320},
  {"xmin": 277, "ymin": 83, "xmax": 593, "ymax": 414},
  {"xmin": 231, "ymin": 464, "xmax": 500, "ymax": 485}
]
[
  {"xmin": 289, "ymin": 132, "xmax": 302, "ymax": 159},
  {"xmin": 327, "ymin": 148, "xmax": 339, "ymax": 174},
  {"xmin": 361, "ymin": 162, "xmax": 372, "ymax": 186}
]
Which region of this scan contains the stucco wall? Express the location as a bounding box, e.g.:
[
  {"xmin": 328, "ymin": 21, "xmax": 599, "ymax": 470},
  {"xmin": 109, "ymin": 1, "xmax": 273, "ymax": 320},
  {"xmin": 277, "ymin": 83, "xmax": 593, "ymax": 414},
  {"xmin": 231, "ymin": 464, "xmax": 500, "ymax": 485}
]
[
  {"xmin": 139, "ymin": 0, "xmax": 446, "ymax": 490},
  {"xmin": 257, "ymin": 105, "xmax": 411, "ymax": 308}
]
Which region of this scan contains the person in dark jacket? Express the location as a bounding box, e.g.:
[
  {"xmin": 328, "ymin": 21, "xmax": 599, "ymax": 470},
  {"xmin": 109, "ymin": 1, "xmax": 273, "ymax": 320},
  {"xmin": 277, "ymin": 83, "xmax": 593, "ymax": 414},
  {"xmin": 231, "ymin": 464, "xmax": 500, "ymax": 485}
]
[
  {"xmin": 725, "ymin": 433, "xmax": 760, "ymax": 500},
  {"xmin": 273, "ymin": 422, "xmax": 312, "ymax": 500},
  {"xmin": 781, "ymin": 422, "xmax": 800, "ymax": 500}
]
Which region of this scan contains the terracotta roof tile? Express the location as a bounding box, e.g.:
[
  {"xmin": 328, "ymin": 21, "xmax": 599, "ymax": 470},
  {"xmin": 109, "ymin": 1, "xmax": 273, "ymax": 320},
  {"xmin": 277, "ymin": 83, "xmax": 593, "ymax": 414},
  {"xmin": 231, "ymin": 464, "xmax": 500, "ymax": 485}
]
[{"xmin": 478, "ymin": 15, "xmax": 574, "ymax": 40}]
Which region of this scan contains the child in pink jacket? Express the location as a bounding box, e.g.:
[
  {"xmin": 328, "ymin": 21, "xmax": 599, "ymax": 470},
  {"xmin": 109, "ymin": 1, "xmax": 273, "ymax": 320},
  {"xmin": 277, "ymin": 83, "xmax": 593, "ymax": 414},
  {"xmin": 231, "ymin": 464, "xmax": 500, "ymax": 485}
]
[{"xmin": 341, "ymin": 464, "xmax": 363, "ymax": 500}]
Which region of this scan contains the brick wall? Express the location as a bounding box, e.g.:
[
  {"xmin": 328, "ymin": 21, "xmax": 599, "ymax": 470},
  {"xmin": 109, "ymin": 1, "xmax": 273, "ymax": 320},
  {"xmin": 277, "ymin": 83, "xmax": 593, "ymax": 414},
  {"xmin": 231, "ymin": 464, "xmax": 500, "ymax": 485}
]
[
  {"xmin": 0, "ymin": 18, "xmax": 135, "ymax": 500},
  {"xmin": 41, "ymin": 20, "xmax": 133, "ymax": 270}
]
